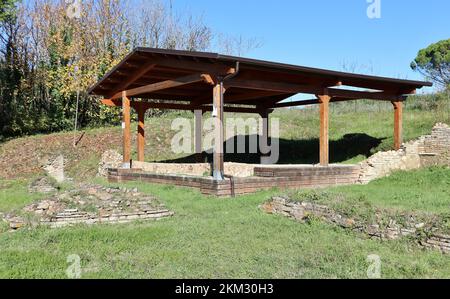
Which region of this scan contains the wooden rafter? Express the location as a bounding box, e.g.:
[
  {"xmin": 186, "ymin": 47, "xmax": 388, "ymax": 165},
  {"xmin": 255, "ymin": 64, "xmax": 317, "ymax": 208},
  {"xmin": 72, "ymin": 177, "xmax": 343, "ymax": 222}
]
[
  {"xmin": 225, "ymin": 78, "xmax": 405, "ymax": 101},
  {"xmin": 136, "ymin": 54, "xmax": 235, "ymax": 74},
  {"xmin": 109, "ymin": 73, "xmax": 211, "ymax": 100},
  {"xmin": 101, "ymin": 99, "xmax": 264, "ymax": 114},
  {"xmin": 106, "ymin": 62, "xmax": 156, "ymax": 98},
  {"xmin": 225, "ymin": 91, "xmax": 292, "ymax": 103},
  {"xmin": 271, "ymin": 97, "xmax": 356, "ymax": 108},
  {"xmin": 225, "ymin": 78, "xmax": 318, "ymax": 94}
]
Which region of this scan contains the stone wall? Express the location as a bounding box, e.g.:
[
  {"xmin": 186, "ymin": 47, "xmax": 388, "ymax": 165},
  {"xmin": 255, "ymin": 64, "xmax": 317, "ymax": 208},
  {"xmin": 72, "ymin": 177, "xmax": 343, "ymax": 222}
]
[
  {"xmin": 419, "ymin": 123, "xmax": 450, "ymax": 167},
  {"xmin": 262, "ymin": 196, "xmax": 450, "ymax": 254},
  {"xmin": 41, "ymin": 208, "xmax": 174, "ymax": 228},
  {"xmin": 5, "ymin": 184, "xmax": 174, "ymax": 230},
  {"xmin": 131, "ymin": 161, "xmax": 255, "ymax": 178},
  {"xmin": 43, "ymin": 155, "xmax": 65, "ymax": 182},
  {"xmin": 98, "ymin": 150, "xmax": 123, "ymax": 177},
  {"xmin": 358, "ymin": 123, "xmax": 450, "ymax": 184}
]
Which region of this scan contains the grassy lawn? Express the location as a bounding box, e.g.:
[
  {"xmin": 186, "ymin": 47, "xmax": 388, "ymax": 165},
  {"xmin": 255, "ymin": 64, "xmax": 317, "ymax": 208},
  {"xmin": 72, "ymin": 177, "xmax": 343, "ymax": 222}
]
[
  {"xmin": 1, "ymin": 167, "xmax": 450, "ymax": 279},
  {"xmin": 0, "ymin": 179, "xmax": 47, "ymax": 213},
  {"xmin": 289, "ymin": 167, "xmax": 450, "ymax": 214}
]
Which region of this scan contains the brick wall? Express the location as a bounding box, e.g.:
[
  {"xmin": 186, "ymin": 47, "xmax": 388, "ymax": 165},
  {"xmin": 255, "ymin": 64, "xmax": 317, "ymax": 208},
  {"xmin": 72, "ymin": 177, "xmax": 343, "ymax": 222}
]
[{"xmin": 109, "ymin": 165, "xmax": 361, "ymax": 197}]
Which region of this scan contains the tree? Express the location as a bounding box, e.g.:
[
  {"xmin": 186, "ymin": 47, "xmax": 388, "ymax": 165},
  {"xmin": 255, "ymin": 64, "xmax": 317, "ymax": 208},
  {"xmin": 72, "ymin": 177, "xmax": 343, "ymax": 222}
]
[
  {"xmin": 411, "ymin": 39, "xmax": 450, "ymax": 90},
  {"xmin": 0, "ymin": 0, "xmax": 261, "ymax": 139},
  {"xmin": 0, "ymin": 0, "xmax": 16, "ymax": 22}
]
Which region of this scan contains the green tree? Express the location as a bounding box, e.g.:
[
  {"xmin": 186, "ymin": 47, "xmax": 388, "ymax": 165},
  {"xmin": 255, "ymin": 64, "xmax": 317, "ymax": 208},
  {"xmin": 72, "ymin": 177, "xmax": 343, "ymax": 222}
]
[
  {"xmin": 411, "ymin": 39, "xmax": 450, "ymax": 90},
  {"xmin": 0, "ymin": 0, "xmax": 16, "ymax": 22}
]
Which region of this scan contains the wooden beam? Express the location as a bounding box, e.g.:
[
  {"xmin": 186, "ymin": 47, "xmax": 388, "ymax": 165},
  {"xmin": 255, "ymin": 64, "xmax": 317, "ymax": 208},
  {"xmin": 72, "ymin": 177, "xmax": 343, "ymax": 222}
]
[
  {"xmin": 392, "ymin": 101, "xmax": 403, "ymax": 150},
  {"xmin": 101, "ymin": 99, "xmax": 263, "ymax": 114},
  {"xmin": 122, "ymin": 92, "xmax": 132, "ymax": 165},
  {"xmin": 189, "ymin": 91, "xmax": 276, "ymax": 107},
  {"xmin": 327, "ymin": 88, "xmax": 404, "ymax": 101},
  {"xmin": 136, "ymin": 54, "xmax": 235, "ymax": 74},
  {"xmin": 137, "ymin": 104, "xmax": 146, "ymax": 162},
  {"xmin": 225, "ymin": 91, "xmax": 292, "ymax": 103},
  {"xmin": 225, "ymin": 78, "xmax": 315, "ymax": 94},
  {"xmin": 107, "ymin": 62, "xmax": 156, "ymax": 98},
  {"xmin": 102, "ymin": 98, "xmax": 122, "ymax": 107},
  {"xmin": 271, "ymin": 97, "xmax": 356, "ymax": 108},
  {"xmin": 318, "ymin": 94, "xmax": 331, "ymax": 166},
  {"xmin": 110, "ymin": 73, "xmax": 209, "ymax": 100},
  {"xmin": 225, "ymin": 78, "xmax": 405, "ymax": 101},
  {"xmin": 212, "ymin": 83, "xmax": 224, "ymax": 180}
]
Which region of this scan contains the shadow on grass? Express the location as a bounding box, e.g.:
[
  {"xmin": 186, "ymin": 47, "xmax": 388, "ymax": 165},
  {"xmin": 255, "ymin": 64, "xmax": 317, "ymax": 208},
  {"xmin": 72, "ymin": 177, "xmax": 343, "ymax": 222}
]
[{"xmin": 158, "ymin": 133, "xmax": 385, "ymax": 164}]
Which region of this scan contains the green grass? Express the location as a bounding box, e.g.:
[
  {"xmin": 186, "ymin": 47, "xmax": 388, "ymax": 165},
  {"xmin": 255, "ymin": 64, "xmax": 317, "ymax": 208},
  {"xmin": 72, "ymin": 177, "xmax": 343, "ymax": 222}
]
[
  {"xmin": 1, "ymin": 169, "xmax": 450, "ymax": 279},
  {"xmin": 288, "ymin": 167, "xmax": 450, "ymax": 232},
  {"xmin": 332, "ymin": 167, "xmax": 450, "ymax": 214},
  {"xmin": 290, "ymin": 167, "xmax": 450, "ymax": 214},
  {"xmin": 0, "ymin": 179, "xmax": 48, "ymax": 213}
]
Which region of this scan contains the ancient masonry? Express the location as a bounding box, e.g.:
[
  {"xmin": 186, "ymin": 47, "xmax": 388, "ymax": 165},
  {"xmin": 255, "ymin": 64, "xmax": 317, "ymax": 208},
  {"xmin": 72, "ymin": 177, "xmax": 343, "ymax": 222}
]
[
  {"xmin": 358, "ymin": 123, "xmax": 450, "ymax": 184},
  {"xmin": 6, "ymin": 184, "xmax": 174, "ymax": 230},
  {"xmin": 98, "ymin": 150, "xmax": 123, "ymax": 177},
  {"xmin": 262, "ymin": 196, "xmax": 450, "ymax": 254},
  {"xmin": 43, "ymin": 155, "xmax": 66, "ymax": 183},
  {"xmin": 104, "ymin": 123, "xmax": 450, "ymax": 195}
]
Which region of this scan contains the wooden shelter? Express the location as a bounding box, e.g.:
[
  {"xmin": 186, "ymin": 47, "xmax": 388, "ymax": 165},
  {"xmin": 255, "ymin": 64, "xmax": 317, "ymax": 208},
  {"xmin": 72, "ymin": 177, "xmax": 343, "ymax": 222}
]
[{"xmin": 88, "ymin": 48, "xmax": 431, "ymax": 181}]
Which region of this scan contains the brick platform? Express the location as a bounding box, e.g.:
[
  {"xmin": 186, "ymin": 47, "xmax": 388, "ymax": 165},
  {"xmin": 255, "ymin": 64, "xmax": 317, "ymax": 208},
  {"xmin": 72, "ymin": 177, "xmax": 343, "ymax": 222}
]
[{"xmin": 108, "ymin": 164, "xmax": 361, "ymax": 197}]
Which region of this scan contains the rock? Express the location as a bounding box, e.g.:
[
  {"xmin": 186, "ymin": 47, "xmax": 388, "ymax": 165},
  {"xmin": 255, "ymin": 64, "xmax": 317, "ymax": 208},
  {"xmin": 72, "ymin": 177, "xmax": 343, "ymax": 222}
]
[
  {"xmin": 98, "ymin": 150, "xmax": 123, "ymax": 177},
  {"xmin": 28, "ymin": 177, "xmax": 58, "ymax": 194},
  {"xmin": 9, "ymin": 217, "xmax": 25, "ymax": 230},
  {"xmin": 8, "ymin": 182, "xmax": 172, "ymax": 230},
  {"xmin": 37, "ymin": 201, "xmax": 50, "ymax": 210},
  {"xmin": 345, "ymin": 218, "xmax": 356, "ymax": 227},
  {"xmin": 415, "ymin": 223, "xmax": 425, "ymax": 229},
  {"xmin": 43, "ymin": 155, "xmax": 65, "ymax": 183}
]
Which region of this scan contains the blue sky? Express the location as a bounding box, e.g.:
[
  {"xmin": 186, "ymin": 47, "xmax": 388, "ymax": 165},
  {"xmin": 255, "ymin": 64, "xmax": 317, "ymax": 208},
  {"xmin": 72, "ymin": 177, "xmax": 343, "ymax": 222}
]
[{"xmin": 170, "ymin": 0, "xmax": 449, "ymax": 93}]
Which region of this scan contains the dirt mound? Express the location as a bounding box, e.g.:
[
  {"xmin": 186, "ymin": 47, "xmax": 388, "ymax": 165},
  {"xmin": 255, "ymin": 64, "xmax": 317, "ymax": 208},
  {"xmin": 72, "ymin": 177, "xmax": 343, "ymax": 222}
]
[{"xmin": 0, "ymin": 129, "xmax": 123, "ymax": 180}]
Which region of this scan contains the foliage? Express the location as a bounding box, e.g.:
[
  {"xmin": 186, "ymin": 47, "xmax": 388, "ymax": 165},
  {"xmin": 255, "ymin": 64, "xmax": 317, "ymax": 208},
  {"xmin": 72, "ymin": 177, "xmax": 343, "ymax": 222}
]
[
  {"xmin": 0, "ymin": 0, "xmax": 257, "ymax": 139},
  {"xmin": 411, "ymin": 38, "xmax": 450, "ymax": 90},
  {"xmin": 0, "ymin": 0, "xmax": 16, "ymax": 22}
]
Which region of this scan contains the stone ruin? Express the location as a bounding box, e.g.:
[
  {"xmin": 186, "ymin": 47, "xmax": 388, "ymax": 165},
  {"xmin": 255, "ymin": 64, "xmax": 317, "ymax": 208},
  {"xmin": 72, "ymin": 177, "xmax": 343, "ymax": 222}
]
[
  {"xmin": 262, "ymin": 196, "xmax": 450, "ymax": 254},
  {"xmin": 5, "ymin": 183, "xmax": 174, "ymax": 230},
  {"xmin": 96, "ymin": 123, "xmax": 450, "ymax": 185},
  {"xmin": 43, "ymin": 155, "xmax": 66, "ymax": 183},
  {"xmin": 98, "ymin": 150, "xmax": 123, "ymax": 177},
  {"xmin": 358, "ymin": 123, "xmax": 450, "ymax": 184},
  {"xmin": 28, "ymin": 177, "xmax": 58, "ymax": 194}
]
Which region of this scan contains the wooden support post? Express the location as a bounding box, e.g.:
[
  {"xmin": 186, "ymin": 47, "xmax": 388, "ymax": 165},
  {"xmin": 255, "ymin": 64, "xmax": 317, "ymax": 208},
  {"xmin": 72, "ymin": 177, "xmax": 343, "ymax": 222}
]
[
  {"xmin": 122, "ymin": 92, "xmax": 131, "ymax": 167},
  {"xmin": 260, "ymin": 110, "xmax": 270, "ymax": 164},
  {"xmin": 194, "ymin": 109, "xmax": 203, "ymax": 163},
  {"xmin": 212, "ymin": 83, "xmax": 224, "ymax": 180},
  {"xmin": 392, "ymin": 101, "xmax": 403, "ymax": 150},
  {"xmin": 137, "ymin": 104, "xmax": 146, "ymax": 162},
  {"xmin": 318, "ymin": 94, "xmax": 331, "ymax": 166}
]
